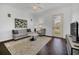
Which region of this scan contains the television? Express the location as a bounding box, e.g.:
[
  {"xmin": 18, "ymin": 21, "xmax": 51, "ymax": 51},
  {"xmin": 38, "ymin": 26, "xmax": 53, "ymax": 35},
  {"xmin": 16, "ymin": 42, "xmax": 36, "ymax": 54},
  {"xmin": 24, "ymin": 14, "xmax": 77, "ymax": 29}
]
[{"xmin": 70, "ymin": 21, "xmax": 79, "ymax": 42}]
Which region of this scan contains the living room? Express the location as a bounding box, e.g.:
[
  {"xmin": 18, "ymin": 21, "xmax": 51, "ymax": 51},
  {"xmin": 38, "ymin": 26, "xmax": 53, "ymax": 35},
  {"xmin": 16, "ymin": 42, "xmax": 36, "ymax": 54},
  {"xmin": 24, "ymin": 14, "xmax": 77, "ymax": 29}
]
[{"xmin": 0, "ymin": 3, "xmax": 79, "ymax": 55}]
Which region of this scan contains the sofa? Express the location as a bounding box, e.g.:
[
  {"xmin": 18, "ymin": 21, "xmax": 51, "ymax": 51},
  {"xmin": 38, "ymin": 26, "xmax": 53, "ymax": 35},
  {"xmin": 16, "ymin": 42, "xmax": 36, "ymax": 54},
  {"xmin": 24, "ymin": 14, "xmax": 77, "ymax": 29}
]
[{"xmin": 12, "ymin": 29, "xmax": 31, "ymax": 40}]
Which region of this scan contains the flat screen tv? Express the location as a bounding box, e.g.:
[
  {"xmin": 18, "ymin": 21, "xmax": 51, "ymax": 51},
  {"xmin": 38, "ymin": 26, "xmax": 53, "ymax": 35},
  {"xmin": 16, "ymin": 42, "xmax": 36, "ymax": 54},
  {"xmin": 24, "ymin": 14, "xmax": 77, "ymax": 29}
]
[{"xmin": 70, "ymin": 21, "xmax": 79, "ymax": 42}]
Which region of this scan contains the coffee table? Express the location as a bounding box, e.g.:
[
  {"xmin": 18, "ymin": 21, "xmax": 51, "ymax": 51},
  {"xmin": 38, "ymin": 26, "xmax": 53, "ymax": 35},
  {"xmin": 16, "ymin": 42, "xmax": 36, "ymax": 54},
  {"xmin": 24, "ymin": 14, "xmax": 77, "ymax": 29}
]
[{"xmin": 28, "ymin": 32, "xmax": 39, "ymax": 41}]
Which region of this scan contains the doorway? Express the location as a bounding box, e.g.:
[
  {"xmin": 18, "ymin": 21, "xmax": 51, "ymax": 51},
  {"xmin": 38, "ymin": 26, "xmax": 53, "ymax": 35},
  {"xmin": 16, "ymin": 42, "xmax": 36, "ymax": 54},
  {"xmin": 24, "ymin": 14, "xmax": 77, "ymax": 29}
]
[{"xmin": 52, "ymin": 14, "xmax": 63, "ymax": 37}]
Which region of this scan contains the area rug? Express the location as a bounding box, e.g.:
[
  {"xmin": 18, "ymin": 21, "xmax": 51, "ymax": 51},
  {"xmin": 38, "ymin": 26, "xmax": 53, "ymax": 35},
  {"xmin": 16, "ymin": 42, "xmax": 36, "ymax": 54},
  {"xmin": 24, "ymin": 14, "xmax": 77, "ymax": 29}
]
[{"xmin": 4, "ymin": 36, "xmax": 51, "ymax": 55}]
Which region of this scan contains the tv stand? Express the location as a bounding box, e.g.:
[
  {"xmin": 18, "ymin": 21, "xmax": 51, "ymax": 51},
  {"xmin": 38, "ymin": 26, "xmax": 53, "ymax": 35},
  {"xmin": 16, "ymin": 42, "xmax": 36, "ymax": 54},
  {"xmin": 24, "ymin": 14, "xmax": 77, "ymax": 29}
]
[
  {"xmin": 66, "ymin": 35, "xmax": 79, "ymax": 55},
  {"xmin": 73, "ymin": 41, "xmax": 79, "ymax": 43}
]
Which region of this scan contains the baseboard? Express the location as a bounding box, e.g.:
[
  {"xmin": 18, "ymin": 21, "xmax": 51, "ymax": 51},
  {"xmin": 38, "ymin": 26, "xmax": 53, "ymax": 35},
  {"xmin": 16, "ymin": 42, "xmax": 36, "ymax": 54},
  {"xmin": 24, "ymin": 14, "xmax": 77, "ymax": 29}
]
[
  {"xmin": 53, "ymin": 36, "xmax": 65, "ymax": 40},
  {"xmin": 0, "ymin": 39, "xmax": 14, "ymax": 44},
  {"xmin": 44, "ymin": 35, "xmax": 53, "ymax": 37},
  {"xmin": 44, "ymin": 35, "xmax": 65, "ymax": 39}
]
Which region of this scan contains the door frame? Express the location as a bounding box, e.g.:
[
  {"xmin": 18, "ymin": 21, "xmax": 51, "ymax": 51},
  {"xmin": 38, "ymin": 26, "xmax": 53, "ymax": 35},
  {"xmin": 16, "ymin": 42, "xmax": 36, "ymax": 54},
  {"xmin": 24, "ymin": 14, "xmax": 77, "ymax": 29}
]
[{"xmin": 52, "ymin": 14, "xmax": 64, "ymax": 37}]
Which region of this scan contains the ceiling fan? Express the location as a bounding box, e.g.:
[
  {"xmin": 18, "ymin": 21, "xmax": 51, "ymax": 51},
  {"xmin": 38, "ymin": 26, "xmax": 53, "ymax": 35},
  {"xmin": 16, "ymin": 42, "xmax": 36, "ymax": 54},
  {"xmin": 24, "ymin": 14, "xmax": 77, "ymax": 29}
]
[{"xmin": 32, "ymin": 3, "xmax": 42, "ymax": 12}]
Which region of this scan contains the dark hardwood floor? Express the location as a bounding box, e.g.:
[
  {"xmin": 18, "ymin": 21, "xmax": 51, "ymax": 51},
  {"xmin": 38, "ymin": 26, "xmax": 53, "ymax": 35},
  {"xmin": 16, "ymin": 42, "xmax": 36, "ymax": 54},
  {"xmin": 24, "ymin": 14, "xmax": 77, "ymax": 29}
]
[
  {"xmin": 0, "ymin": 36, "xmax": 68, "ymax": 55},
  {"xmin": 37, "ymin": 37, "xmax": 68, "ymax": 55},
  {"xmin": 0, "ymin": 43, "xmax": 11, "ymax": 55}
]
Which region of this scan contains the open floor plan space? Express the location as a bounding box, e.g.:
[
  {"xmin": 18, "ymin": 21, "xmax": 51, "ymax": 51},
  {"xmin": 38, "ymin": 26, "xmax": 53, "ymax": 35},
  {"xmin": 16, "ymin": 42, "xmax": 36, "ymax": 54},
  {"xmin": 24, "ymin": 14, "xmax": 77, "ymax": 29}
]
[{"xmin": 0, "ymin": 3, "xmax": 79, "ymax": 55}]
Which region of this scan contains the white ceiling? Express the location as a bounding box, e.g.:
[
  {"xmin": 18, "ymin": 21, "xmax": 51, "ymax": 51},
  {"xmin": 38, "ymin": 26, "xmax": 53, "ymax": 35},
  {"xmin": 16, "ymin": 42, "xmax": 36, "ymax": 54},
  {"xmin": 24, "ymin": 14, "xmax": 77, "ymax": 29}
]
[{"xmin": 1, "ymin": 3, "xmax": 72, "ymax": 12}]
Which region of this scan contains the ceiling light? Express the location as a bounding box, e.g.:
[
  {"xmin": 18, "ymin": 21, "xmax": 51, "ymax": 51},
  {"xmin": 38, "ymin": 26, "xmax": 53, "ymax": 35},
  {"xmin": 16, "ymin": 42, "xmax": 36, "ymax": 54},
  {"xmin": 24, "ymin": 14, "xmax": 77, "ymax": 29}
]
[
  {"xmin": 32, "ymin": 3, "xmax": 42, "ymax": 11},
  {"xmin": 32, "ymin": 5, "xmax": 38, "ymax": 11}
]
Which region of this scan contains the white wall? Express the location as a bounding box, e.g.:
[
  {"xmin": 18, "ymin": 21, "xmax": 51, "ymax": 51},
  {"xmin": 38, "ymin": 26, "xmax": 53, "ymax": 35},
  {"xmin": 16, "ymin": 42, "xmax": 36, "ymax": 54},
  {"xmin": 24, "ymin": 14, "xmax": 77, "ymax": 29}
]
[
  {"xmin": 0, "ymin": 4, "xmax": 78, "ymax": 42},
  {"xmin": 32, "ymin": 6, "xmax": 72, "ymax": 38},
  {"xmin": 0, "ymin": 4, "xmax": 32, "ymax": 42},
  {"xmin": 72, "ymin": 4, "xmax": 79, "ymax": 36},
  {"xmin": 52, "ymin": 7, "xmax": 72, "ymax": 38},
  {"xmin": 72, "ymin": 4, "xmax": 79, "ymax": 22}
]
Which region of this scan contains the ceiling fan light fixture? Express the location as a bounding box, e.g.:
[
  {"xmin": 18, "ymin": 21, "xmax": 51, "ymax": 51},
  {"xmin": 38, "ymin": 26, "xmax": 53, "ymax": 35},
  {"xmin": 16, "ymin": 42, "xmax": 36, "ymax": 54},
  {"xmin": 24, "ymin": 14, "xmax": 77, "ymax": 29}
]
[
  {"xmin": 32, "ymin": 5, "xmax": 38, "ymax": 11},
  {"xmin": 32, "ymin": 4, "xmax": 42, "ymax": 11}
]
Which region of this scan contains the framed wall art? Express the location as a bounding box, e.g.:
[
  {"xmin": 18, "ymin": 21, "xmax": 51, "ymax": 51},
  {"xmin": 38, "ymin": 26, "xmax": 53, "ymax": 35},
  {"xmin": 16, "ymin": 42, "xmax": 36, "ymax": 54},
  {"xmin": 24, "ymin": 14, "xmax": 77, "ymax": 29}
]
[{"xmin": 15, "ymin": 18, "xmax": 27, "ymax": 28}]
